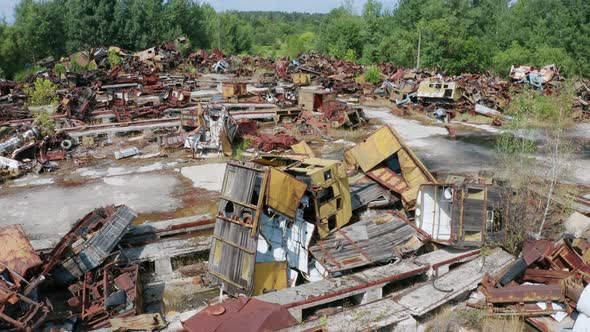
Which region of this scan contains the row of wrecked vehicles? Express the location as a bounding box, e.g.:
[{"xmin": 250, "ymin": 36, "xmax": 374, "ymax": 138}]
[
  {"xmin": 202, "ymin": 125, "xmax": 590, "ymax": 332},
  {"xmin": 207, "ymin": 124, "xmax": 507, "ymax": 297}
]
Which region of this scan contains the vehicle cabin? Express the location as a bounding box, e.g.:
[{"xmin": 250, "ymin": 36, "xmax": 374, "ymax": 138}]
[
  {"xmin": 207, "ymin": 161, "xmax": 315, "ymax": 296},
  {"xmin": 222, "ymin": 82, "xmax": 248, "ymax": 99},
  {"xmin": 293, "ymin": 73, "xmax": 311, "ymax": 86},
  {"xmin": 414, "ymin": 183, "xmax": 505, "ymax": 248},
  {"xmin": 298, "ymin": 89, "xmax": 336, "ymax": 112},
  {"xmin": 282, "ymin": 158, "xmax": 353, "ymax": 239},
  {"xmin": 417, "ymin": 81, "xmax": 461, "ymax": 102}
]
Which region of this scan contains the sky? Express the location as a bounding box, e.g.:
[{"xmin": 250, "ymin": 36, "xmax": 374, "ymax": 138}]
[
  {"xmin": 1, "ymin": 0, "xmax": 20, "ymax": 22},
  {"xmin": 0, "ymin": 0, "xmax": 371, "ymax": 23}
]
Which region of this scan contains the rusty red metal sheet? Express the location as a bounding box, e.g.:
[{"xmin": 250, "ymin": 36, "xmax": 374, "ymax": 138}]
[
  {"xmin": 247, "ymin": 131, "xmax": 298, "ymax": 152},
  {"xmin": 366, "ymin": 166, "xmax": 410, "ymax": 195},
  {"xmin": 523, "ymin": 268, "xmax": 572, "ymax": 284},
  {"xmin": 522, "ymin": 239, "xmax": 554, "ymax": 265},
  {"xmin": 183, "ymin": 297, "xmax": 297, "ymax": 332},
  {"xmin": 0, "ymin": 225, "xmax": 43, "ymax": 278},
  {"xmin": 485, "ymin": 284, "xmax": 563, "ymax": 304},
  {"xmin": 546, "ymin": 240, "xmax": 590, "ymax": 279}
]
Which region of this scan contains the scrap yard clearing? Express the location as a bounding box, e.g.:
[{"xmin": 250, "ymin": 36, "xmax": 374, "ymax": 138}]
[{"xmin": 1, "ymin": 39, "xmax": 590, "ymax": 332}]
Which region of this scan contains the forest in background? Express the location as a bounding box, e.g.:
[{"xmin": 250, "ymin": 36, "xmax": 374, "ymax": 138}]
[{"xmin": 0, "ymin": 0, "xmax": 588, "ymax": 80}]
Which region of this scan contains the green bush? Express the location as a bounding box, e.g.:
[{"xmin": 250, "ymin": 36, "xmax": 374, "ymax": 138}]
[
  {"xmin": 108, "ymin": 50, "xmax": 122, "ymax": 68},
  {"xmin": 363, "ymin": 65, "xmax": 381, "ymax": 85},
  {"xmin": 69, "ymin": 60, "xmax": 83, "ymax": 73},
  {"xmin": 344, "ymin": 49, "xmax": 357, "ymax": 62},
  {"xmin": 54, "ymin": 63, "xmax": 66, "ymax": 76},
  {"xmin": 86, "ymin": 61, "xmax": 98, "ymax": 71},
  {"xmin": 23, "ymin": 78, "xmax": 58, "ymax": 106},
  {"xmin": 32, "ymin": 111, "xmax": 55, "ymax": 135}
]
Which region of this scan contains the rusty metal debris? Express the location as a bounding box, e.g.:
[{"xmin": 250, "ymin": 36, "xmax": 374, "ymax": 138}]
[
  {"xmin": 467, "ymin": 238, "xmax": 590, "ymax": 330},
  {"xmin": 0, "ymin": 225, "xmax": 51, "ymax": 331},
  {"xmin": 0, "ymin": 204, "xmax": 163, "ymax": 330},
  {"xmin": 66, "ymin": 262, "xmax": 142, "ymax": 329},
  {"xmin": 43, "ymin": 205, "xmax": 137, "ymax": 285},
  {"xmin": 2, "ymin": 37, "xmax": 588, "ymax": 184},
  {"xmin": 309, "ymin": 213, "xmax": 424, "ymax": 275}
]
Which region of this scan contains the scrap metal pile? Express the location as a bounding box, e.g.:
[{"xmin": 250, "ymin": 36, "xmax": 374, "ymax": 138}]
[
  {"xmin": 1, "ymin": 38, "xmax": 589, "ymax": 182},
  {"xmin": 1, "ymin": 124, "xmax": 589, "ymax": 331},
  {"xmin": 0, "ymin": 205, "xmax": 148, "ymax": 331},
  {"xmin": 470, "ymin": 237, "xmax": 590, "ymax": 331}
]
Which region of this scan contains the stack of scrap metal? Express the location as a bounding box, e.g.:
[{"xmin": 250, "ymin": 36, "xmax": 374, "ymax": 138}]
[
  {"xmin": 469, "ymin": 238, "xmax": 590, "ymax": 331},
  {"xmin": 207, "ymin": 130, "xmax": 438, "ymax": 298},
  {"xmin": 0, "ymin": 225, "xmax": 51, "ymax": 331},
  {"xmin": 2, "ymin": 37, "xmax": 588, "ymax": 184},
  {"xmin": 348, "ymin": 171, "xmax": 399, "ymax": 210},
  {"xmin": 41, "ymin": 206, "xmax": 143, "ymax": 329},
  {"xmin": 66, "ymin": 262, "xmax": 142, "ymax": 329},
  {"xmin": 207, "ymin": 124, "xmax": 515, "ymax": 303}
]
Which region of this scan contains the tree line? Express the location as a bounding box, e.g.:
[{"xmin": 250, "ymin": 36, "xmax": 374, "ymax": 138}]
[{"xmin": 0, "ymin": 0, "xmax": 588, "ymax": 80}]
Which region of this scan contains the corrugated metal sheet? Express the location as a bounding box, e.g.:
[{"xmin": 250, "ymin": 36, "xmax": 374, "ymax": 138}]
[
  {"xmin": 0, "ymin": 224, "xmax": 42, "ymax": 277},
  {"xmin": 309, "ymin": 213, "xmax": 423, "ymax": 274},
  {"xmin": 54, "ymin": 206, "xmax": 137, "ymax": 284},
  {"xmin": 349, "ymin": 172, "xmax": 398, "ymax": 210}
]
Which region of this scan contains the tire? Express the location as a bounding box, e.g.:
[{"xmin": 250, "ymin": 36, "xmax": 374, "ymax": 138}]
[{"xmin": 60, "ymin": 139, "xmax": 73, "ymax": 150}]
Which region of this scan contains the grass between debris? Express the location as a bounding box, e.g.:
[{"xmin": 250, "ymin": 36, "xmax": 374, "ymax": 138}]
[{"xmin": 425, "ymin": 306, "xmax": 525, "ymax": 332}]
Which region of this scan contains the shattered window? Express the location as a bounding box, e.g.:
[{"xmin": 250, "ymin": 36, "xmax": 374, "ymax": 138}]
[
  {"xmin": 251, "ymin": 174, "xmax": 263, "ymax": 205},
  {"xmin": 317, "ymin": 186, "xmax": 335, "ymax": 205},
  {"xmin": 328, "ymin": 215, "xmax": 337, "ymax": 230}
]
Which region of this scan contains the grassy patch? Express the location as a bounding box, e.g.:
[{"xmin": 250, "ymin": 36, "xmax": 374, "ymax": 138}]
[
  {"xmin": 481, "ymin": 315, "xmax": 525, "ymax": 332},
  {"xmin": 425, "ymin": 307, "xmax": 489, "ymax": 332}
]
